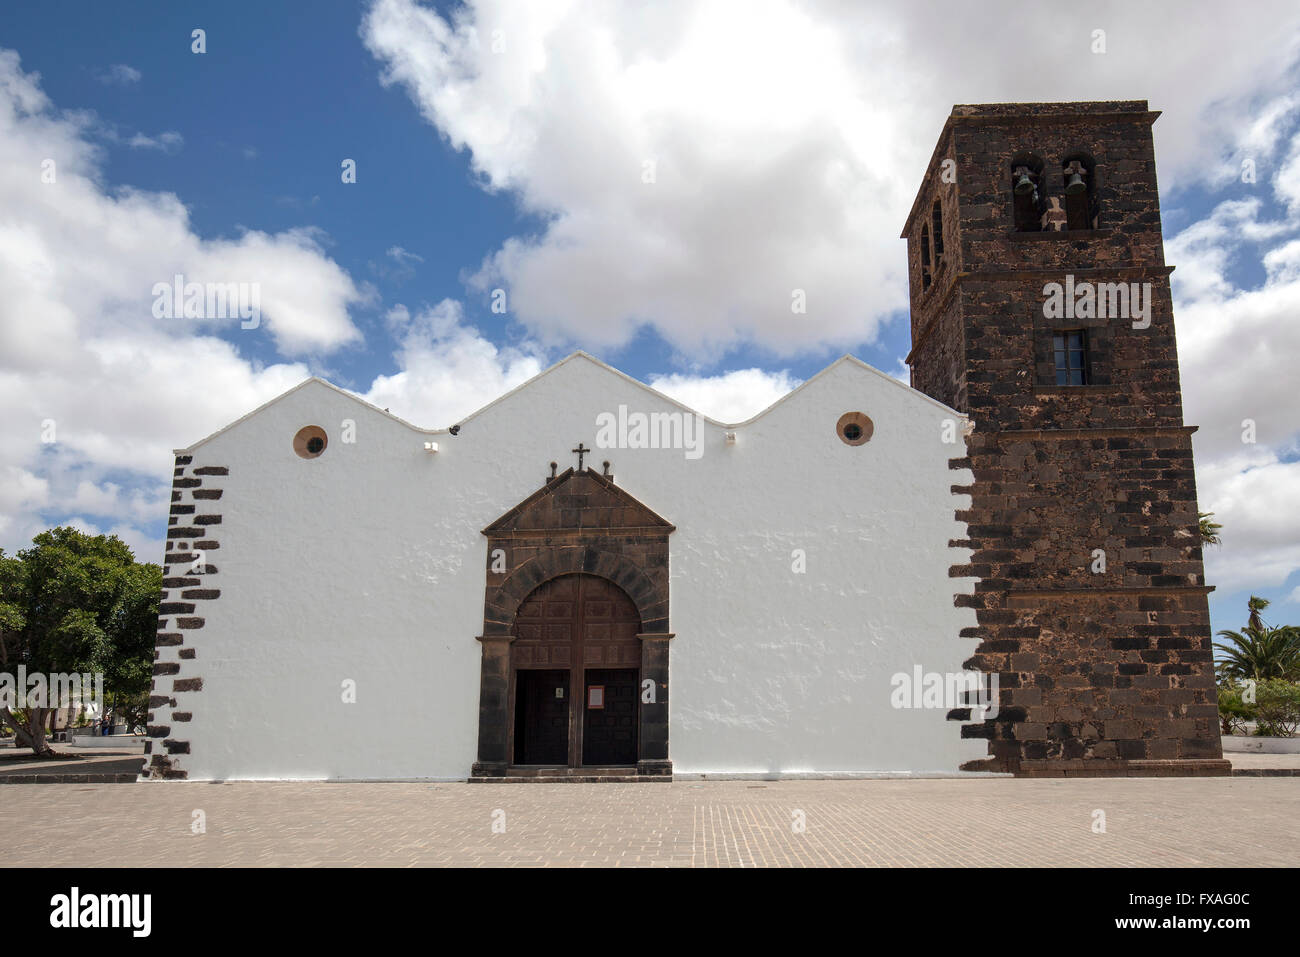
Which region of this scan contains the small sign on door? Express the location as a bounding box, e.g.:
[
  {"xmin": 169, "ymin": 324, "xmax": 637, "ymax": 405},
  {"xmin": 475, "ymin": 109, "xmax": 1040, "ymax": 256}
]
[
  {"xmin": 587, "ymin": 685, "xmax": 605, "ymax": 709},
  {"xmin": 554, "ymin": 686, "xmax": 564, "ymax": 699}
]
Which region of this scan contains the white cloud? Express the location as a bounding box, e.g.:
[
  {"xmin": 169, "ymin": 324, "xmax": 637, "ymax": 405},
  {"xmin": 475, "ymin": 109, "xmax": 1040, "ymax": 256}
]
[
  {"xmin": 1196, "ymin": 455, "xmax": 1300, "ymax": 592},
  {"xmin": 364, "ymin": 304, "xmax": 801, "ymax": 427},
  {"xmin": 96, "ymin": 64, "xmax": 141, "ymax": 87},
  {"xmin": 1275, "ymin": 117, "xmax": 1300, "ymax": 215},
  {"xmin": 387, "ymin": 245, "xmax": 423, "ymax": 265},
  {"xmin": 127, "ymin": 129, "xmax": 183, "ymax": 152},
  {"xmin": 65, "ymin": 479, "xmax": 167, "ymax": 525},
  {"xmin": 363, "ymin": 299, "xmax": 545, "ymax": 424},
  {"xmin": 0, "ymin": 467, "xmax": 50, "ymax": 541},
  {"xmin": 372, "ymin": 244, "xmax": 425, "ymax": 283},
  {"xmin": 1170, "ymin": 121, "xmax": 1300, "ymax": 593},
  {"xmin": 364, "ymin": 315, "xmax": 802, "ymax": 428},
  {"xmin": 1232, "ymin": 93, "xmax": 1299, "ymax": 182},
  {"xmin": 1, "ymin": 477, "xmax": 173, "ymax": 562},
  {"xmin": 0, "ymin": 49, "xmax": 365, "ymax": 556},
  {"xmin": 362, "ymin": 0, "xmax": 1300, "ymax": 360},
  {"xmin": 648, "ymin": 368, "xmax": 800, "ymax": 423}
]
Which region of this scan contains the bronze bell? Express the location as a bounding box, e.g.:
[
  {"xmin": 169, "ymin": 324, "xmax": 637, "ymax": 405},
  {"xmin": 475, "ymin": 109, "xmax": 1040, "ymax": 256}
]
[
  {"xmin": 1013, "ymin": 166, "xmax": 1036, "ymax": 195},
  {"xmin": 1065, "ymin": 161, "xmax": 1088, "ymax": 195}
]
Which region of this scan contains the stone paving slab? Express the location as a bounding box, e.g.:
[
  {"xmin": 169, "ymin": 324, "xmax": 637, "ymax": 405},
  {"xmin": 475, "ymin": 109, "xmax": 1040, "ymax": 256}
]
[
  {"xmin": 0, "ymin": 747, "xmax": 1291, "ymax": 784},
  {"xmin": 0, "ymin": 777, "xmax": 1295, "ymax": 867}
]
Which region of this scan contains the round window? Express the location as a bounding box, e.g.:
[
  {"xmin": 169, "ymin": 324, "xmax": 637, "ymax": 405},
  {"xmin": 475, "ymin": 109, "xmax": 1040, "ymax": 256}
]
[
  {"xmin": 293, "ymin": 425, "xmax": 328, "ymax": 459},
  {"xmin": 836, "ymin": 412, "xmax": 874, "ymax": 446}
]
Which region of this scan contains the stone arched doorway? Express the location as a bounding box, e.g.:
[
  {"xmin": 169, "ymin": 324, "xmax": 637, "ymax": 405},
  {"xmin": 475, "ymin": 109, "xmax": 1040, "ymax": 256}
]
[
  {"xmin": 512, "ymin": 573, "xmax": 641, "ymax": 767},
  {"xmin": 471, "ymin": 464, "xmax": 674, "ymax": 780}
]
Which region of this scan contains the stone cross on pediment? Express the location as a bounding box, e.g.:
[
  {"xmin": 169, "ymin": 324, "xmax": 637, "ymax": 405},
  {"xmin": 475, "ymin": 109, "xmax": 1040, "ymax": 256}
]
[{"xmin": 571, "ymin": 442, "xmax": 589, "ymax": 471}]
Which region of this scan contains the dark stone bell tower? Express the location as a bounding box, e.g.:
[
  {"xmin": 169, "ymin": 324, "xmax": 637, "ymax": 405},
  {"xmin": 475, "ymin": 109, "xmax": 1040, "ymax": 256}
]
[{"xmin": 903, "ymin": 101, "xmax": 1230, "ymax": 776}]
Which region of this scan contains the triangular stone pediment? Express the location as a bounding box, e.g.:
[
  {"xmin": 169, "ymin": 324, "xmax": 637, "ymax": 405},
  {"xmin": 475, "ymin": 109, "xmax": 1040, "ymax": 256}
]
[{"xmin": 483, "ymin": 468, "xmax": 674, "ymax": 535}]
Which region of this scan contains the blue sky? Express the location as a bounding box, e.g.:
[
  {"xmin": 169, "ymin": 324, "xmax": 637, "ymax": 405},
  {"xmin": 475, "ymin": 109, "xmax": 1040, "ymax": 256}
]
[
  {"xmin": 0, "ymin": 0, "xmax": 899, "ymax": 387},
  {"xmin": 1, "ymin": 1, "xmax": 1299, "ymax": 643}
]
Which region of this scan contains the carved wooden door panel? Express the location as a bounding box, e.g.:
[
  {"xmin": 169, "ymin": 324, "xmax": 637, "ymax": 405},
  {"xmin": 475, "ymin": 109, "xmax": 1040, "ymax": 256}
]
[
  {"xmin": 512, "ymin": 574, "xmax": 641, "ymax": 766},
  {"xmin": 514, "ymin": 669, "xmax": 569, "ymax": 765},
  {"xmin": 582, "ymin": 668, "xmax": 639, "ymax": 766}
]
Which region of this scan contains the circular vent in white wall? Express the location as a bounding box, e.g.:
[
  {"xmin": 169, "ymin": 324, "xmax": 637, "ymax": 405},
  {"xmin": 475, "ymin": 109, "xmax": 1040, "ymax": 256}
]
[
  {"xmin": 293, "ymin": 425, "xmax": 328, "ymax": 459},
  {"xmin": 836, "ymin": 411, "xmax": 874, "ymax": 446}
]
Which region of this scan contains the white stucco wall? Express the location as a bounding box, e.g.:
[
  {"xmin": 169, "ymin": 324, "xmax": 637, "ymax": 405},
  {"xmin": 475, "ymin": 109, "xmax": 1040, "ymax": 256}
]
[{"xmin": 156, "ymin": 353, "xmax": 983, "ymax": 780}]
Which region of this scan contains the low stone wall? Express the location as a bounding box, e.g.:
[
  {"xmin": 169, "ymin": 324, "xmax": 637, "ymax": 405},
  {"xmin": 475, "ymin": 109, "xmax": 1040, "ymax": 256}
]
[
  {"xmin": 1220, "ymin": 735, "xmax": 1300, "ymax": 754},
  {"xmin": 69, "ymin": 734, "xmax": 147, "ymax": 750}
]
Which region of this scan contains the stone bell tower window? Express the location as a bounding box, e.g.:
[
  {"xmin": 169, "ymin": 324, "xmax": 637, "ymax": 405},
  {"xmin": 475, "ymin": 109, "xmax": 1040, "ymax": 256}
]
[
  {"xmin": 931, "ymin": 200, "xmax": 944, "ymax": 260},
  {"xmin": 1011, "ymin": 154, "xmax": 1044, "ymax": 231},
  {"xmin": 1053, "ymin": 330, "xmax": 1091, "ymax": 385},
  {"xmin": 920, "ymin": 222, "xmax": 932, "ymax": 290},
  {"xmin": 1062, "ymin": 153, "xmax": 1097, "ymax": 230}
]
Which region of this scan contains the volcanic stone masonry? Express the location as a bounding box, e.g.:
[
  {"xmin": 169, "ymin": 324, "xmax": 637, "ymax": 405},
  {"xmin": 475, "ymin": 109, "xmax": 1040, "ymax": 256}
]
[
  {"xmin": 903, "ymin": 101, "xmax": 1229, "ymax": 776},
  {"xmin": 142, "ymin": 454, "xmax": 225, "ymax": 780}
]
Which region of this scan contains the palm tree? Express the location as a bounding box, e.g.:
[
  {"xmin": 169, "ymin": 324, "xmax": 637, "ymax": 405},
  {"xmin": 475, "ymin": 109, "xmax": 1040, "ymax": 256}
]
[
  {"xmin": 1214, "ymin": 596, "xmax": 1300, "ymax": 681},
  {"xmin": 1199, "ymin": 511, "xmax": 1222, "ymax": 546},
  {"xmin": 1247, "ymin": 595, "xmax": 1269, "ymax": 632}
]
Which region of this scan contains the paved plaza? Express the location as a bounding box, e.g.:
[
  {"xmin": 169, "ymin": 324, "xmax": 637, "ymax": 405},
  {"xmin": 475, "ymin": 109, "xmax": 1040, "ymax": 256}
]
[{"xmin": 1, "ymin": 776, "xmax": 1295, "ymax": 867}]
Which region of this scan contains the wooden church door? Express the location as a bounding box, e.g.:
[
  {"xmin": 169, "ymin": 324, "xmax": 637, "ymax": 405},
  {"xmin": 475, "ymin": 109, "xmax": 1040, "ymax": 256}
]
[{"xmin": 511, "ymin": 573, "xmax": 641, "ymax": 767}]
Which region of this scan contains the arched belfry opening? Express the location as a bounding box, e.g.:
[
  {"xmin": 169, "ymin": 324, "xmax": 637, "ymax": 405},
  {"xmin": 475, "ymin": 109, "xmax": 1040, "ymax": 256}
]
[{"xmin": 470, "ymin": 462, "xmax": 674, "ymax": 780}]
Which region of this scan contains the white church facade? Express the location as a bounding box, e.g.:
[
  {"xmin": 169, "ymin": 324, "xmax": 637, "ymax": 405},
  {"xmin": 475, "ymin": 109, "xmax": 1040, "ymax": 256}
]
[
  {"xmin": 145, "ymin": 100, "xmax": 1233, "ymax": 782},
  {"xmin": 144, "ymin": 352, "xmax": 984, "ymax": 781}
]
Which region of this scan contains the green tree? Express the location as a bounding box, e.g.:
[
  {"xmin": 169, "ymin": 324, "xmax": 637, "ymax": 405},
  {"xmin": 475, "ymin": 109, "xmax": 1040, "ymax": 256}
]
[
  {"xmin": 1246, "ymin": 595, "xmax": 1269, "ymax": 632},
  {"xmin": 1216, "ymin": 681, "xmax": 1254, "ymax": 736},
  {"xmin": 1214, "ymin": 595, "xmax": 1300, "ymax": 682},
  {"xmin": 1253, "ymin": 679, "xmax": 1300, "ymax": 737},
  {"xmin": 0, "ymin": 527, "xmax": 160, "ymax": 756}
]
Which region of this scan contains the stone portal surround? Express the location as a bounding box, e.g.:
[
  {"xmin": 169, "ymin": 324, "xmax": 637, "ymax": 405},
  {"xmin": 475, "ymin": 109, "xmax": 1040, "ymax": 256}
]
[
  {"xmin": 142, "ymin": 455, "xmax": 225, "ymax": 780},
  {"xmin": 473, "ymin": 467, "xmax": 674, "ymax": 778}
]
